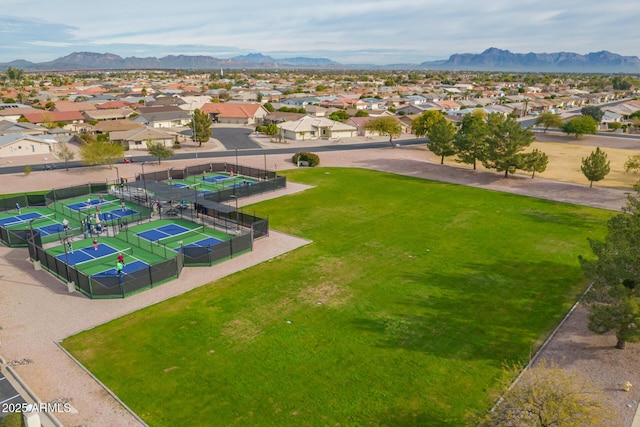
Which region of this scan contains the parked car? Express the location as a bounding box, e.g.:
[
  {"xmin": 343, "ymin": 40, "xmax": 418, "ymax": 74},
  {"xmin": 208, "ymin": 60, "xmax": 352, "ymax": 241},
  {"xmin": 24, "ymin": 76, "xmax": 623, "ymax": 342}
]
[{"xmin": 43, "ymin": 163, "xmax": 56, "ymax": 170}]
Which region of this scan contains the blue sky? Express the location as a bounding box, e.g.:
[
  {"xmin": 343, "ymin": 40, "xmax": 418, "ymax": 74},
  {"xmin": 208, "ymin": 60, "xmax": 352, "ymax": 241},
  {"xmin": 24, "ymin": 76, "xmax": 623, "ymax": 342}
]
[{"xmin": 2, "ymin": 0, "xmax": 639, "ymax": 65}]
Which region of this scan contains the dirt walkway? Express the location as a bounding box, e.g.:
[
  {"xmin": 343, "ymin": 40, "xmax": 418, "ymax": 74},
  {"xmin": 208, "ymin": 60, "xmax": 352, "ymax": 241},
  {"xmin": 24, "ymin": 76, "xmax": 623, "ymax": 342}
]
[{"xmin": 1, "ymin": 145, "xmax": 638, "ymax": 426}]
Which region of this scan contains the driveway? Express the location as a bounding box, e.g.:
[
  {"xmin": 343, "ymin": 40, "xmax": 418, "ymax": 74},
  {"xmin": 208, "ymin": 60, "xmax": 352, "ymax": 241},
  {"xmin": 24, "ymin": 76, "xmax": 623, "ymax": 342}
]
[{"xmin": 212, "ymin": 126, "xmax": 261, "ymax": 150}]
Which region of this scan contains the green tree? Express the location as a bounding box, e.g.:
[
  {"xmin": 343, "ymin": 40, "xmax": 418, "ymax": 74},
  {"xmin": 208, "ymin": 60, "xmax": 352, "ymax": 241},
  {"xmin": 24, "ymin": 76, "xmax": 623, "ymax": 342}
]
[
  {"xmin": 625, "ymin": 154, "xmax": 640, "ymax": 174},
  {"xmin": 612, "ymin": 76, "xmax": 632, "ymax": 90},
  {"xmin": 364, "ymin": 116, "xmax": 402, "ymax": 148},
  {"xmin": 191, "ymin": 109, "xmax": 212, "ymax": 147},
  {"xmin": 581, "ymin": 147, "xmax": 610, "ymax": 187},
  {"xmin": 426, "ymin": 118, "xmax": 456, "ymax": 164},
  {"xmin": 475, "ymin": 359, "xmax": 620, "ymax": 426},
  {"xmin": 79, "ymin": 140, "xmax": 124, "ymax": 169},
  {"xmin": 265, "ymin": 123, "xmax": 279, "ymax": 136},
  {"xmin": 581, "ymin": 105, "xmax": 604, "ymax": 123},
  {"xmin": 411, "ymin": 110, "xmax": 444, "ymax": 138},
  {"xmin": 263, "ymin": 102, "xmax": 275, "ymax": 113},
  {"xmin": 5, "ymin": 66, "xmax": 24, "ymax": 82},
  {"xmin": 354, "ymin": 110, "xmax": 370, "ymax": 117},
  {"xmin": 521, "ymin": 149, "xmax": 549, "ymax": 179},
  {"xmin": 482, "ymin": 113, "xmax": 535, "ymax": 177},
  {"xmin": 562, "ymin": 115, "xmax": 598, "ymax": 138},
  {"xmin": 534, "ymin": 111, "xmax": 563, "ymax": 133},
  {"xmin": 328, "ymin": 110, "xmax": 350, "ymax": 122},
  {"xmin": 56, "ymin": 142, "xmax": 75, "ymax": 171},
  {"xmin": 580, "ymin": 185, "xmax": 640, "ymax": 348},
  {"xmin": 147, "ymin": 141, "xmax": 175, "ymax": 164},
  {"xmin": 453, "ymin": 113, "xmax": 488, "ymax": 170}
]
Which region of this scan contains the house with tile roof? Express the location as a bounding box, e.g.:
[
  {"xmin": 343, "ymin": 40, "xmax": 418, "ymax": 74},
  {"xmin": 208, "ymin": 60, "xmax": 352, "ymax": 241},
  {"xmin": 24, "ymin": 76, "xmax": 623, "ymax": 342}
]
[
  {"xmin": 52, "ymin": 100, "xmax": 97, "ymax": 112},
  {"xmin": 200, "ymin": 103, "xmax": 269, "ymax": 125},
  {"xmin": 83, "ymin": 108, "xmax": 134, "ymax": 122},
  {"xmin": 277, "ymin": 116, "xmax": 357, "ymax": 141},
  {"xmin": 0, "ymin": 107, "xmax": 43, "ymax": 123},
  {"xmin": 21, "ymin": 111, "xmax": 85, "ymax": 126},
  {"xmin": 93, "ymin": 119, "xmax": 145, "ymax": 134}
]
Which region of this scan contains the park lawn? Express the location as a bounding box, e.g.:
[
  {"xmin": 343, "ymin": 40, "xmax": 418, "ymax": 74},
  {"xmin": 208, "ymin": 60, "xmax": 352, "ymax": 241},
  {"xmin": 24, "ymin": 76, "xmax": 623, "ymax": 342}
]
[{"xmin": 62, "ymin": 167, "xmax": 614, "ymax": 427}]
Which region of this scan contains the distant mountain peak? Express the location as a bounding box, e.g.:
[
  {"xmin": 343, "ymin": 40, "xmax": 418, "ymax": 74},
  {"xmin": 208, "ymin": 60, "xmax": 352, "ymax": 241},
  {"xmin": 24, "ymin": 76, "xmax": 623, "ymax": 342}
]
[
  {"xmin": 421, "ymin": 48, "xmax": 640, "ymax": 72},
  {"xmin": 1, "ymin": 48, "xmax": 638, "ymax": 72}
]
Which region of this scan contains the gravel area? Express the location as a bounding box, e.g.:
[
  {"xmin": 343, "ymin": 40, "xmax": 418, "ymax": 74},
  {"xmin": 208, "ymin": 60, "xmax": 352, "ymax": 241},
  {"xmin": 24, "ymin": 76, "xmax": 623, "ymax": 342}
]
[{"xmin": 0, "ymin": 140, "xmax": 638, "ymax": 426}]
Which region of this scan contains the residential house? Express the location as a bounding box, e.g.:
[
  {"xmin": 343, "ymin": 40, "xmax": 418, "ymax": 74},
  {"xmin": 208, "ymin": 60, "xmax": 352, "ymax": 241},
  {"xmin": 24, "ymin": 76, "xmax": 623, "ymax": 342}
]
[
  {"xmin": 277, "ymin": 116, "xmax": 357, "ymax": 141},
  {"xmin": 281, "ymin": 96, "xmax": 320, "ymax": 108},
  {"xmin": 93, "ymin": 119, "xmax": 145, "ymax": 134},
  {"xmin": 346, "ymin": 116, "xmax": 409, "ymax": 137},
  {"xmin": 22, "ymin": 111, "xmax": 85, "ymax": 126},
  {"xmin": 109, "ymin": 127, "xmax": 177, "ymax": 150},
  {"xmin": 200, "ymin": 103, "xmax": 269, "ymax": 125},
  {"xmin": 0, "ymin": 120, "xmax": 48, "ymax": 136},
  {"xmin": 433, "ymin": 100, "xmax": 462, "ymax": 114},
  {"xmin": 133, "ymin": 106, "xmax": 192, "ymax": 128},
  {"xmin": 0, "ymin": 107, "xmax": 43, "ymax": 123},
  {"xmin": 303, "ymin": 105, "xmax": 328, "ymax": 117},
  {"xmin": 264, "ymin": 112, "xmax": 306, "ymax": 125},
  {"xmin": 83, "ymin": 108, "xmax": 134, "ymax": 122},
  {"xmin": 396, "ymin": 103, "xmax": 441, "ymax": 116},
  {"xmin": 360, "ymin": 98, "xmax": 386, "ymax": 110},
  {"xmin": 0, "ymin": 134, "xmax": 59, "ymax": 158},
  {"xmin": 52, "ymin": 100, "xmax": 97, "ymax": 113}
]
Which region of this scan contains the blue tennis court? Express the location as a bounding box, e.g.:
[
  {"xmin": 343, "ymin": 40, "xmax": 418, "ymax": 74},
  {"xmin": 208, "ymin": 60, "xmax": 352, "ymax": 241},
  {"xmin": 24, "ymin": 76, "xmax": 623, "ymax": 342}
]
[
  {"xmin": 174, "ymin": 236, "xmax": 223, "ymax": 251},
  {"xmin": 136, "ymin": 224, "xmax": 196, "ymax": 242},
  {"xmin": 0, "ymin": 212, "xmax": 42, "ymax": 226},
  {"xmin": 201, "ymin": 174, "xmax": 230, "ymax": 183},
  {"xmin": 66, "ymin": 198, "xmax": 119, "ymax": 212},
  {"xmin": 97, "ymin": 208, "xmax": 138, "ymax": 221},
  {"xmin": 228, "ymin": 181, "xmax": 254, "ymax": 189},
  {"xmin": 56, "ymin": 243, "xmax": 118, "ymax": 265},
  {"xmin": 37, "ymin": 223, "xmax": 65, "ymax": 236},
  {"xmin": 91, "ymin": 260, "xmax": 149, "ymax": 277}
]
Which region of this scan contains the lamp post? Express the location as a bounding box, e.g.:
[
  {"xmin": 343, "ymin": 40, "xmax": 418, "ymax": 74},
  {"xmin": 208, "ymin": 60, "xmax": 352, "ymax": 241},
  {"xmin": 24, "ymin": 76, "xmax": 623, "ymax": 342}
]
[
  {"xmin": 141, "ymin": 162, "xmax": 148, "ymax": 206},
  {"xmin": 235, "ymin": 148, "xmax": 238, "ymax": 174},
  {"xmin": 114, "ymin": 166, "xmax": 120, "ymax": 187},
  {"xmin": 62, "ymin": 236, "xmax": 71, "ymax": 282},
  {"xmin": 263, "ymin": 153, "xmax": 267, "ymax": 180},
  {"xmin": 28, "ymin": 218, "xmax": 36, "ymax": 249},
  {"xmin": 229, "ymin": 195, "xmax": 239, "ymax": 233},
  {"xmin": 190, "ymin": 102, "xmax": 199, "ymax": 160}
]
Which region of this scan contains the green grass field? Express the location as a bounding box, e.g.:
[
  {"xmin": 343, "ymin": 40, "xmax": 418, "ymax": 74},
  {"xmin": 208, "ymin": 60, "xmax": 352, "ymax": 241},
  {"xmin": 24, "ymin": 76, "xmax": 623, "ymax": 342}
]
[{"xmin": 62, "ymin": 167, "xmax": 613, "ymax": 426}]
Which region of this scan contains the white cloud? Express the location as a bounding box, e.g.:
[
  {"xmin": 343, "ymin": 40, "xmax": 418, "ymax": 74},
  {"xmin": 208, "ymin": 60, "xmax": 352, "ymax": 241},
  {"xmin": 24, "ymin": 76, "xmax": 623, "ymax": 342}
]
[{"xmin": 1, "ymin": 0, "xmax": 639, "ymax": 64}]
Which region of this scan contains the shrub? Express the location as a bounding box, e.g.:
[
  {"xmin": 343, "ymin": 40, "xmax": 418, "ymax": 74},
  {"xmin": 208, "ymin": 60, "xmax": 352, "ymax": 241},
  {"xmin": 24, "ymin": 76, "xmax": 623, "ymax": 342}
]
[
  {"xmin": 292, "ymin": 152, "xmax": 320, "ymax": 167},
  {"xmin": 255, "ymin": 125, "xmax": 267, "ymax": 133},
  {"xmin": 607, "ymin": 122, "xmax": 622, "ymax": 130},
  {"xmin": 1, "ymin": 411, "xmax": 24, "ymax": 427},
  {"xmin": 23, "ymin": 165, "xmax": 32, "ymax": 176}
]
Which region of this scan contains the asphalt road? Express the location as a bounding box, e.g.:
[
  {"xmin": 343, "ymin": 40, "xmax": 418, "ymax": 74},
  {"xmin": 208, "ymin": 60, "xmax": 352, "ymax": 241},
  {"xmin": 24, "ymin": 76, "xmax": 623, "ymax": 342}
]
[
  {"xmin": 0, "ymin": 131, "xmax": 427, "ymax": 175},
  {"xmin": 0, "ymin": 369, "xmax": 26, "ymax": 421}
]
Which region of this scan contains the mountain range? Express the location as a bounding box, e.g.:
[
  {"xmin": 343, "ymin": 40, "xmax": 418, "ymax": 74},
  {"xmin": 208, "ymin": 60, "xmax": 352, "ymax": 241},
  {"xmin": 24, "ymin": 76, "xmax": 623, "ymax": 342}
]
[{"xmin": 2, "ymin": 48, "xmax": 640, "ymax": 73}]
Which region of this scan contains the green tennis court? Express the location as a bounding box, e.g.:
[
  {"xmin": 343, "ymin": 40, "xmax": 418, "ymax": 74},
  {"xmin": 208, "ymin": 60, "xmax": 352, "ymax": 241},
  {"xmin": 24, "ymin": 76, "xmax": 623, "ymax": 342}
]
[
  {"xmin": 167, "ymin": 172, "xmax": 259, "ymax": 195},
  {"xmin": 118, "ymin": 218, "xmax": 232, "ymax": 255},
  {"xmin": 47, "ymin": 236, "xmax": 166, "ymax": 277},
  {"xmin": 49, "ymin": 194, "xmax": 146, "ymax": 224},
  {"xmin": 0, "ymin": 208, "xmax": 81, "ymax": 243}
]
